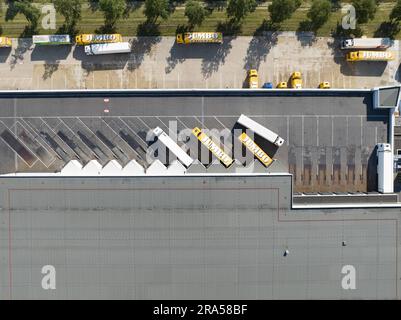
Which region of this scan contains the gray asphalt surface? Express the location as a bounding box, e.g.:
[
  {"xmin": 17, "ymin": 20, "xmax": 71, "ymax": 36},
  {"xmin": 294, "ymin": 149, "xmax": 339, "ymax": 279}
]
[
  {"xmin": 0, "ymin": 175, "xmax": 399, "ymax": 300},
  {"xmin": 0, "ymin": 90, "xmax": 388, "ymax": 192}
]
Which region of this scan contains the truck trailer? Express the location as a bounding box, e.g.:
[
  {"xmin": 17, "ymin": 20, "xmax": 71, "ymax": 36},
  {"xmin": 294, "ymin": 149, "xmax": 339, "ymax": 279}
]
[
  {"xmin": 33, "ymin": 35, "xmax": 71, "ymax": 45},
  {"xmin": 152, "ymin": 127, "xmax": 194, "ymax": 168},
  {"xmin": 84, "ymin": 42, "xmax": 131, "ymax": 55},
  {"xmin": 341, "ymin": 38, "xmax": 391, "ymax": 50},
  {"xmin": 237, "ymin": 114, "xmax": 285, "ymax": 147},
  {"xmin": 176, "ymin": 32, "xmax": 223, "ymax": 44},
  {"xmin": 377, "ymin": 143, "xmax": 393, "ymax": 193},
  {"xmin": 346, "ymin": 51, "xmax": 394, "ymax": 62}
]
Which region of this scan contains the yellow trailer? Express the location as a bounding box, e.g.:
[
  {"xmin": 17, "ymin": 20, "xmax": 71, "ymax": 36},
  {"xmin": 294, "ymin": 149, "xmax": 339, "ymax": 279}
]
[
  {"xmin": 0, "ymin": 37, "xmax": 12, "ymax": 48},
  {"xmin": 176, "ymin": 32, "xmax": 223, "ymax": 44},
  {"xmin": 238, "ymin": 132, "xmax": 274, "ymax": 167},
  {"xmin": 192, "ymin": 127, "xmax": 234, "ymax": 167},
  {"xmin": 75, "ymin": 34, "xmax": 122, "ymax": 45},
  {"xmin": 346, "ymin": 51, "xmax": 394, "ymax": 62}
]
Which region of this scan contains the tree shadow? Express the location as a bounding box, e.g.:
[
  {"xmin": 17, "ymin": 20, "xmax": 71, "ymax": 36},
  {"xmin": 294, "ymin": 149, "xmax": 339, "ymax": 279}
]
[
  {"xmin": 200, "ymin": 19, "xmax": 240, "ymax": 78},
  {"xmin": 295, "ymin": 30, "xmax": 317, "ymax": 47},
  {"xmin": 43, "ymin": 62, "xmax": 60, "ymax": 80},
  {"xmin": 165, "ymin": 25, "xmax": 193, "ymax": 73},
  {"xmin": 88, "ymin": 0, "xmax": 100, "ymax": 12},
  {"xmin": 374, "ymin": 21, "xmax": 401, "ymax": 39},
  {"xmin": 126, "ymin": 21, "xmax": 162, "ymax": 71},
  {"xmin": 204, "ymin": 0, "xmax": 227, "ymax": 11},
  {"xmin": 243, "ymin": 20, "xmax": 280, "ymax": 71},
  {"xmin": 9, "ymin": 37, "xmax": 33, "ymax": 70}
]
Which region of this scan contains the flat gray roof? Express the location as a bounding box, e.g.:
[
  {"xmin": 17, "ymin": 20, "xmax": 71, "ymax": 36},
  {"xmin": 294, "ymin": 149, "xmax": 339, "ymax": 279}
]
[
  {"xmin": 0, "ymin": 175, "xmax": 399, "ymax": 299},
  {"xmin": 0, "ymin": 90, "xmax": 389, "ymax": 193}
]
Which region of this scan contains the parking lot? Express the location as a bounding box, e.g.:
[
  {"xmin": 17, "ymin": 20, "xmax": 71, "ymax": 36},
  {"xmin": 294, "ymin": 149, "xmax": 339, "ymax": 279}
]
[{"xmin": 0, "ymin": 90, "xmax": 389, "ymax": 193}]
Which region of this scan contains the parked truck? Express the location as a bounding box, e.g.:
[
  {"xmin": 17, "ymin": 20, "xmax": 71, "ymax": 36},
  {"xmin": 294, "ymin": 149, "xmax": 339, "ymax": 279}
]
[
  {"xmin": 176, "ymin": 32, "xmax": 223, "ymax": 44},
  {"xmin": 84, "ymin": 42, "xmax": 131, "ymax": 55},
  {"xmin": 33, "ymin": 35, "xmax": 71, "ymax": 45},
  {"xmin": 75, "ymin": 34, "xmax": 122, "ymax": 45},
  {"xmin": 237, "ymin": 114, "xmax": 285, "ymax": 147},
  {"xmin": 0, "ymin": 36, "xmax": 12, "ymax": 48},
  {"xmin": 341, "ymin": 37, "xmax": 391, "ymax": 50},
  {"xmin": 346, "ymin": 51, "xmax": 394, "ymax": 62}
]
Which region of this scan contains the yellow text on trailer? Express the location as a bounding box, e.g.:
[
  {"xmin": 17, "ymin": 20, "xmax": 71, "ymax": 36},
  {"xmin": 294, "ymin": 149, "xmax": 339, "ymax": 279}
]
[
  {"xmin": 192, "ymin": 127, "xmax": 234, "ymax": 167},
  {"xmin": 238, "ymin": 132, "xmax": 274, "ymax": 167}
]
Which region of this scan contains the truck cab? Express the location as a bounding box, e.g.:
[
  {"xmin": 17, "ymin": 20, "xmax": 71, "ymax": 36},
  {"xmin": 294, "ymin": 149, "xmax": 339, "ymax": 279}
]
[
  {"xmin": 277, "ymin": 81, "xmax": 287, "ymax": 88},
  {"xmin": 290, "ymin": 72, "xmax": 302, "ymax": 89},
  {"xmin": 0, "ymin": 37, "xmax": 12, "ymax": 48},
  {"xmin": 319, "ymin": 81, "xmax": 330, "ymax": 89},
  {"xmin": 248, "ymin": 69, "xmax": 258, "ymax": 88}
]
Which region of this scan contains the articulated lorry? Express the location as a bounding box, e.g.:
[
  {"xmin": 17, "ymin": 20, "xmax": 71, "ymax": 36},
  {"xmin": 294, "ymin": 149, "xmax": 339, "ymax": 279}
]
[
  {"xmin": 346, "ymin": 51, "xmax": 394, "ymax": 62},
  {"xmin": 341, "ymin": 37, "xmax": 391, "ymax": 50},
  {"xmin": 237, "ymin": 114, "xmax": 285, "ymax": 147},
  {"xmin": 84, "ymin": 42, "xmax": 131, "ymax": 55},
  {"xmin": 176, "ymin": 32, "xmax": 223, "ymax": 44},
  {"xmin": 33, "ymin": 35, "xmax": 71, "ymax": 45},
  {"xmin": 75, "ymin": 34, "xmax": 122, "ymax": 45}
]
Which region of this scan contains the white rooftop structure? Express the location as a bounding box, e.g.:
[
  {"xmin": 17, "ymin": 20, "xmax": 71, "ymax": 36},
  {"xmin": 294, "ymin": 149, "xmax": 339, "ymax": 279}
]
[
  {"xmin": 81, "ymin": 160, "xmax": 102, "ymax": 175},
  {"xmin": 146, "ymin": 160, "xmax": 167, "ymax": 175},
  {"xmin": 167, "ymin": 160, "xmax": 186, "ymax": 175},
  {"xmin": 121, "ymin": 160, "xmax": 145, "ymax": 175},
  {"xmin": 60, "ymin": 160, "xmax": 83, "ymax": 176},
  {"xmin": 100, "ymin": 160, "xmax": 123, "ymax": 176}
]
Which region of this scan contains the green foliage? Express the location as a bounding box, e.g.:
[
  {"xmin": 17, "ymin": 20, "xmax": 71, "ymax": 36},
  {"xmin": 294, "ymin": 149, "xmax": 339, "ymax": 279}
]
[
  {"xmin": 268, "ymin": 0, "xmax": 301, "ymax": 24},
  {"xmin": 307, "ymin": 0, "xmax": 332, "ymax": 29},
  {"xmin": 99, "ymin": 0, "xmax": 126, "ymax": 28},
  {"xmin": 226, "ymin": 0, "xmax": 257, "ymax": 22},
  {"xmin": 13, "ymin": 0, "xmax": 41, "ymax": 30},
  {"xmin": 185, "ymin": 0, "xmax": 207, "ymax": 27},
  {"xmin": 144, "ymin": 0, "xmax": 170, "ymax": 23},
  {"xmin": 52, "ymin": 0, "xmax": 82, "ymax": 30},
  {"xmin": 390, "ymin": 0, "xmax": 401, "ymax": 22},
  {"xmin": 352, "ymin": 0, "xmax": 377, "ymax": 24}
]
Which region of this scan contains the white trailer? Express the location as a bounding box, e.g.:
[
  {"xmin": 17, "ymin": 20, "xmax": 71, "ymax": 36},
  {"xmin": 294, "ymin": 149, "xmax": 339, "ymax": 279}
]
[
  {"xmin": 341, "ymin": 38, "xmax": 391, "ymax": 50},
  {"xmin": 153, "ymin": 127, "xmax": 194, "ymax": 168},
  {"xmin": 237, "ymin": 114, "xmax": 285, "ymax": 147},
  {"xmin": 377, "ymin": 143, "xmax": 393, "ymax": 193},
  {"xmin": 84, "ymin": 42, "xmax": 131, "ymax": 55},
  {"xmin": 33, "ymin": 34, "xmax": 71, "ymax": 45}
]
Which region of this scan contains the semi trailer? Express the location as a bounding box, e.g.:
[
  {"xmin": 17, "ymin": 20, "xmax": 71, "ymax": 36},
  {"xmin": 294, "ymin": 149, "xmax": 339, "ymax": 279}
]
[
  {"xmin": 84, "ymin": 42, "xmax": 131, "ymax": 55},
  {"xmin": 341, "ymin": 38, "xmax": 391, "ymax": 50}
]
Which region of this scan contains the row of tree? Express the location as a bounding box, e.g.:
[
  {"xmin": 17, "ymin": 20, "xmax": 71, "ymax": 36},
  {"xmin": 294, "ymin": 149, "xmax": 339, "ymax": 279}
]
[{"xmin": 4, "ymin": 0, "xmax": 401, "ymax": 37}]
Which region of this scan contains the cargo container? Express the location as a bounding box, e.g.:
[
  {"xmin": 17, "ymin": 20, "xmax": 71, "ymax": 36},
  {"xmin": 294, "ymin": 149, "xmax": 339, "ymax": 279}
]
[
  {"xmin": 75, "ymin": 34, "xmax": 122, "ymax": 45},
  {"xmin": 341, "ymin": 38, "xmax": 391, "ymax": 50},
  {"xmin": 346, "ymin": 51, "xmax": 394, "ymax": 62},
  {"xmin": 176, "ymin": 32, "xmax": 223, "ymax": 44},
  {"xmin": 33, "ymin": 35, "xmax": 71, "ymax": 45},
  {"xmin": 84, "ymin": 42, "xmax": 131, "ymax": 55}
]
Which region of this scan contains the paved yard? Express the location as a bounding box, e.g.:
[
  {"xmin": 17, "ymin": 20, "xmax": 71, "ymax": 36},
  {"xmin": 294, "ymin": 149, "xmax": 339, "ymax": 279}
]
[{"xmin": 0, "ymin": 33, "xmax": 399, "ymax": 90}]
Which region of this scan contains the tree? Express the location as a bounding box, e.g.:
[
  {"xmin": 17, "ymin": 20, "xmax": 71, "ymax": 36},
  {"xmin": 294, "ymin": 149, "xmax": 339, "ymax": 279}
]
[
  {"xmin": 52, "ymin": 0, "xmax": 82, "ymax": 31},
  {"xmin": 268, "ymin": 0, "xmax": 301, "ymax": 24},
  {"xmin": 99, "ymin": 0, "xmax": 126, "ymax": 29},
  {"xmin": 352, "ymin": 0, "xmax": 377, "ymax": 24},
  {"xmin": 185, "ymin": 0, "xmax": 207, "ymax": 27},
  {"xmin": 307, "ymin": 0, "xmax": 332, "ymax": 29},
  {"xmin": 226, "ymin": 0, "xmax": 257, "ymax": 22},
  {"xmin": 144, "ymin": 0, "xmax": 170, "ymax": 23},
  {"xmin": 14, "ymin": 0, "xmax": 41, "ymax": 30},
  {"xmin": 390, "ymin": 0, "xmax": 401, "ymax": 22}
]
